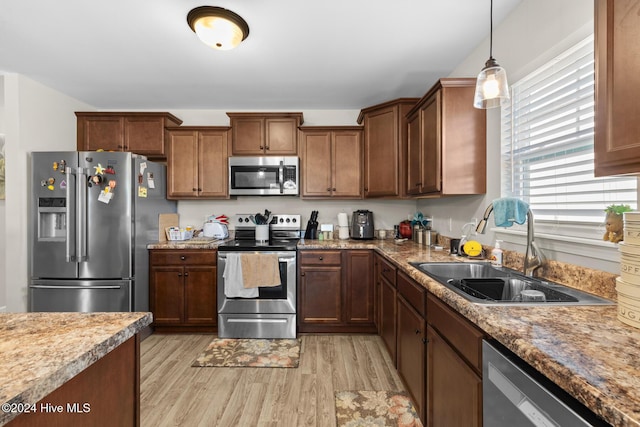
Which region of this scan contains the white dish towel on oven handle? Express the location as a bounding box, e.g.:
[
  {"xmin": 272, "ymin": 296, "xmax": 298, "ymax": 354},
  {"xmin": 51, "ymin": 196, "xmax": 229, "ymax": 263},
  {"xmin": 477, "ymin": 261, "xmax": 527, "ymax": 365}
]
[{"xmin": 223, "ymin": 253, "xmax": 259, "ymax": 298}]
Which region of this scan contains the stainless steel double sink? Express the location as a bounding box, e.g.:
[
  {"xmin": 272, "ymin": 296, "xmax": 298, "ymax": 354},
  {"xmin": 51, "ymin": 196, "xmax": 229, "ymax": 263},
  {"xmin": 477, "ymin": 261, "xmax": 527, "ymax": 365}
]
[{"xmin": 409, "ymin": 262, "xmax": 614, "ymax": 306}]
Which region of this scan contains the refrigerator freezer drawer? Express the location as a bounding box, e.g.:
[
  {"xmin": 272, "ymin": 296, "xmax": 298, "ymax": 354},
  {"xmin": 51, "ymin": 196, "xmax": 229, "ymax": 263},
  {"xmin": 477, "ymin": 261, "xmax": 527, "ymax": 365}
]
[{"xmin": 29, "ymin": 280, "xmax": 132, "ymax": 312}]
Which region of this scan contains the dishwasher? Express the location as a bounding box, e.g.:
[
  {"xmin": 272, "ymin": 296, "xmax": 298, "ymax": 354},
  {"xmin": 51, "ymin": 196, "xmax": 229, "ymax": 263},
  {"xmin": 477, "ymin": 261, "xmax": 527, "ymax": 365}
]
[{"xmin": 483, "ymin": 340, "xmax": 611, "ymax": 426}]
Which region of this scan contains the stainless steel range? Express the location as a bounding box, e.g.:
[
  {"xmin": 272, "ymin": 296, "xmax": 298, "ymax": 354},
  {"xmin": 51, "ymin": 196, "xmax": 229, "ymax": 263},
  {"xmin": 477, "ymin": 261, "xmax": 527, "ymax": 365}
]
[{"xmin": 217, "ymin": 214, "xmax": 300, "ymax": 339}]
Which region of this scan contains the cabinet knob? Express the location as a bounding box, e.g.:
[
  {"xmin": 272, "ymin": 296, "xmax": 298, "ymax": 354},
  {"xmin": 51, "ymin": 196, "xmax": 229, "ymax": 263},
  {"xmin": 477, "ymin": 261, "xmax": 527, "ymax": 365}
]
[
  {"xmin": 364, "ymin": 187, "xmax": 368, "ymax": 192},
  {"xmin": 192, "ymin": 188, "xmax": 197, "ymax": 191},
  {"xmin": 327, "ymin": 188, "xmax": 331, "ymax": 192},
  {"xmin": 301, "ymin": 272, "xmax": 306, "ymax": 276},
  {"xmin": 184, "ymin": 272, "xmax": 189, "ymax": 277},
  {"xmin": 265, "ymin": 145, "xmax": 270, "ymax": 150},
  {"xmin": 180, "ymin": 256, "xmax": 186, "ymax": 260},
  {"xmin": 332, "ymin": 188, "xmax": 336, "ymax": 191},
  {"xmin": 416, "ymin": 182, "xmax": 422, "ymax": 187},
  {"xmin": 259, "ymin": 145, "xmax": 264, "ymax": 149},
  {"xmin": 422, "ymin": 338, "xmax": 428, "ymax": 344},
  {"xmin": 198, "ymin": 188, "xmax": 202, "ymax": 192},
  {"xmin": 318, "ymin": 256, "xmax": 323, "ymax": 261},
  {"xmin": 178, "ymin": 273, "xmax": 182, "ymax": 277},
  {"xmin": 415, "ymin": 329, "xmax": 420, "ymax": 335}
]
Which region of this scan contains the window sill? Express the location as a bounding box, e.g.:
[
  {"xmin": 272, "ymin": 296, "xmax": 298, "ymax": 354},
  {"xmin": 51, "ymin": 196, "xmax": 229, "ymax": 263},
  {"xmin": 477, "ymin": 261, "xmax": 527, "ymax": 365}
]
[{"xmin": 492, "ymin": 227, "xmax": 621, "ymax": 263}]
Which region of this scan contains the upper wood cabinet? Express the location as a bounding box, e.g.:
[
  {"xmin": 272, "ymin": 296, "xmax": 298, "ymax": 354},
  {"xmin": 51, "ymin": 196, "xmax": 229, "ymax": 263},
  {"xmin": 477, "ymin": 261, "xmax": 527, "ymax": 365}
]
[
  {"xmin": 227, "ymin": 112, "xmax": 304, "ymax": 155},
  {"xmin": 166, "ymin": 127, "xmax": 230, "ymax": 199},
  {"xmin": 357, "ymin": 98, "xmax": 419, "ymax": 198},
  {"xmin": 75, "ymin": 112, "xmax": 182, "ymax": 159},
  {"xmin": 406, "ymin": 78, "xmax": 486, "ymax": 196},
  {"xmin": 299, "ymin": 126, "xmax": 363, "ymax": 198},
  {"xmin": 594, "ymin": 0, "xmax": 640, "ymax": 176}
]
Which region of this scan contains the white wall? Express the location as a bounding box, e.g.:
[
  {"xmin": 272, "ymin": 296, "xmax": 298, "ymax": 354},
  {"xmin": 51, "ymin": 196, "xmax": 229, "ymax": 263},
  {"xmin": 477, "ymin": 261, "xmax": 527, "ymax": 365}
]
[
  {"xmin": 3, "ymin": 74, "xmax": 91, "ymax": 312},
  {"xmin": 0, "ymin": 76, "xmax": 5, "ymax": 311},
  {"xmin": 416, "ymin": 0, "xmax": 610, "ymax": 270}
]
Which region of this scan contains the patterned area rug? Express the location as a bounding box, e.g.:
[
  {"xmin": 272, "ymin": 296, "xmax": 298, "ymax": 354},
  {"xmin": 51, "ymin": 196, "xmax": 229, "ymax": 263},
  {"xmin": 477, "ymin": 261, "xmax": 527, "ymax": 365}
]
[
  {"xmin": 335, "ymin": 390, "xmax": 423, "ymax": 427},
  {"xmin": 191, "ymin": 338, "xmax": 301, "ymax": 368}
]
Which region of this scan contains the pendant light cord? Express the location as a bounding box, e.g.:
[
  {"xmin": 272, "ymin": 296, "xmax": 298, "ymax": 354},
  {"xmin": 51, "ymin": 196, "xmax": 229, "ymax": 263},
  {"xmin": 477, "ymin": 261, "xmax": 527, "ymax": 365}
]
[{"xmin": 489, "ymin": 0, "xmax": 494, "ymax": 60}]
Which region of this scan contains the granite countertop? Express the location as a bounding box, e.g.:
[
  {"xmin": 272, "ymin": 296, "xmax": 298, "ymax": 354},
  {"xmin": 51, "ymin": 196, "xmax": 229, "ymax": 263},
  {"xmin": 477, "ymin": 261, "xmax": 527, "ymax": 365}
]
[
  {"xmin": 299, "ymin": 238, "xmax": 637, "ymax": 427},
  {"xmin": 0, "ymin": 312, "xmax": 152, "ymax": 426},
  {"xmin": 147, "ymin": 237, "xmax": 231, "ymax": 250}
]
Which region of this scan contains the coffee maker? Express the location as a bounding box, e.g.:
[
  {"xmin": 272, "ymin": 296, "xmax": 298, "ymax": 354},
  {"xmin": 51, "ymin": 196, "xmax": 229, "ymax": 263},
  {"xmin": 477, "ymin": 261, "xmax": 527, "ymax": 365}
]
[{"xmin": 350, "ymin": 210, "xmax": 375, "ymax": 239}]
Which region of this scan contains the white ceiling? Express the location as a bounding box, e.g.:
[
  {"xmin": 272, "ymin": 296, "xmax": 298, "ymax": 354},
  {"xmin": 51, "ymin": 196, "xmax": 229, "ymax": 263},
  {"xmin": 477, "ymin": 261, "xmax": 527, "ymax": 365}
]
[{"xmin": 0, "ymin": 0, "xmax": 523, "ymax": 110}]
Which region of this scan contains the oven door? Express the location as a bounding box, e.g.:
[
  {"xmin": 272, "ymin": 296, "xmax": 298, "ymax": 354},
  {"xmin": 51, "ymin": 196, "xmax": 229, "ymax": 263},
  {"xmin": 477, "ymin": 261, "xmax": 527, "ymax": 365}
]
[{"xmin": 217, "ymin": 251, "xmax": 296, "ymax": 314}]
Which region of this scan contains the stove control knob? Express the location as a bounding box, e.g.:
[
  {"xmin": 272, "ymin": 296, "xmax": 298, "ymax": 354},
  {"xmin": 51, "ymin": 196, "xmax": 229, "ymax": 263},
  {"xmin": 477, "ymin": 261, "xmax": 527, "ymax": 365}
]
[
  {"xmin": 286, "ymin": 218, "xmax": 291, "ymax": 223},
  {"xmin": 279, "ymin": 218, "xmax": 284, "ymax": 223},
  {"xmin": 292, "ymin": 218, "xmax": 297, "ymax": 223},
  {"xmin": 238, "ymin": 218, "xmax": 243, "ymax": 223}
]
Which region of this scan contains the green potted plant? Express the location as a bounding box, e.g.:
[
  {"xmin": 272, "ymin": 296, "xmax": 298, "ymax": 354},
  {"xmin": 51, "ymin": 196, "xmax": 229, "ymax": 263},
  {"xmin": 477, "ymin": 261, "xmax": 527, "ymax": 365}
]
[{"xmin": 603, "ymin": 204, "xmax": 633, "ymax": 243}]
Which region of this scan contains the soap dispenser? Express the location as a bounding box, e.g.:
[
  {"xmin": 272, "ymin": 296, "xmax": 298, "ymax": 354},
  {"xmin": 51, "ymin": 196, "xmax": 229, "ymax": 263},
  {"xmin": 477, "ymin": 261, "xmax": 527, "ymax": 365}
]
[{"xmin": 491, "ymin": 240, "xmax": 504, "ymax": 267}]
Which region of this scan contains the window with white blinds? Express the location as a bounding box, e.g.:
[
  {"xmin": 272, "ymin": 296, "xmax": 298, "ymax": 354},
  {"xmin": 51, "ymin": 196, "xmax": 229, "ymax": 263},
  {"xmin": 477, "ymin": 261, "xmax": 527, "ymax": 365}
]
[{"xmin": 501, "ymin": 35, "xmax": 637, "ymax": 231}]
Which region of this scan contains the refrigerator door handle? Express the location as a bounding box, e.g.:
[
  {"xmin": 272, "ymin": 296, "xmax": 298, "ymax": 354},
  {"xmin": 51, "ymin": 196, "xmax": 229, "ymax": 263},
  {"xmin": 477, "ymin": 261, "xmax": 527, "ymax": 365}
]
[
  {"xmin": 65, "ymin": 166, "xmax": 77, "ymax": 262},
  {"xmin": 30, "ymin": 285, "xmax": 124, "ymax": 290},
  {"xmin": 77, "ymin": 167, "xmax": 88, "ymax": 262}
]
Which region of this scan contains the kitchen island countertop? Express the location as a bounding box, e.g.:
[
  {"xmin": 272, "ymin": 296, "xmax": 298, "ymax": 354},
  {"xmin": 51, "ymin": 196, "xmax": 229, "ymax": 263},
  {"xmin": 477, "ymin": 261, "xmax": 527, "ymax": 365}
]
[{"xmin": 0, "ymin": 312, "xmax": 152, "ymax": 426}]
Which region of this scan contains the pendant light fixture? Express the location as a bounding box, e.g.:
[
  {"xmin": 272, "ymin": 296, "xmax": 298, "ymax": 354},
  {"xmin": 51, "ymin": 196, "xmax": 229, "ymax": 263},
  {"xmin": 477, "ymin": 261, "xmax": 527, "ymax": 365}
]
[
  {"xmin": 473, "ymin": 0, "xmax": 510, "ymax": 109},
  {"xmin": 187, "ymin": 6, "xmax": 249, "ymax": 51}
]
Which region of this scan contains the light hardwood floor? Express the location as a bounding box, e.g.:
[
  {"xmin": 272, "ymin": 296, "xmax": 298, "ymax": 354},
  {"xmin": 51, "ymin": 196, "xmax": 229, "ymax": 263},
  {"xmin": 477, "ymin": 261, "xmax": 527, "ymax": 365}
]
[{"xmin": 140, "ymin": 334, "xmax": 406, "ymax": 427}]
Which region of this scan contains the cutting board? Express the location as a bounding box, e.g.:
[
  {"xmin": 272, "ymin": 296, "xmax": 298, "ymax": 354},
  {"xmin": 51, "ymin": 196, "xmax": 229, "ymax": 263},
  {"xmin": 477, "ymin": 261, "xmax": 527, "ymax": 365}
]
[{"xmin": 158, "ymin": 213, "xmax": 179, "ymax": 242}]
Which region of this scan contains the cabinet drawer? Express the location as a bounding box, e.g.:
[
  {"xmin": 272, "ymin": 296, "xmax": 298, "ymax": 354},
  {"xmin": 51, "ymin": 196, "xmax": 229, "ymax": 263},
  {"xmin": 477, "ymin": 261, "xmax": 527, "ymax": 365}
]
[
  {"xmin": 150, "ymin": 250, "xmax": 217, "ymax": 266},
  {"xmin": 397, "ymin": 271, "xmax": 425, "ymax": 317},
  {"xmin": 379, "ymin": 256, "xmax": 397, "ymax": 286},
  {"xmin": 299, "ymin": 250, "xmax": 342, "ymax": 266},
  {"xmin": 427, "ymin": 293, "xmax": 485, "ymax": 373}
]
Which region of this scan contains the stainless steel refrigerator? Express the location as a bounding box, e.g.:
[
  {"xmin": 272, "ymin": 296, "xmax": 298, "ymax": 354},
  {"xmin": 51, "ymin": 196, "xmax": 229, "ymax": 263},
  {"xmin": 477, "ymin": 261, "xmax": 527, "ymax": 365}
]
[{"xmin": 29, "ymin": 151, "xmax": 176, "ymax": 312}]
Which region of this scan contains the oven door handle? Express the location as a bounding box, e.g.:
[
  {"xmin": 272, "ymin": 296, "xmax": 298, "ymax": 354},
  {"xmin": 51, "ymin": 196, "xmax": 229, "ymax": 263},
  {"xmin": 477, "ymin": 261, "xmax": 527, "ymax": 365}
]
[{"xmin": 218, "ymin": 253, "xmax": 295, "ymax": 263}]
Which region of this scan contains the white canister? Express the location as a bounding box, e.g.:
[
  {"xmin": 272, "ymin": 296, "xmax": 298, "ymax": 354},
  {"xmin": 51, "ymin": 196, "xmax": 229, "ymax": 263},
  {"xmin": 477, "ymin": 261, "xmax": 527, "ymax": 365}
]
[{"xmin": 255, "ymin": 224, "xmax": 269, "ymax": 242}]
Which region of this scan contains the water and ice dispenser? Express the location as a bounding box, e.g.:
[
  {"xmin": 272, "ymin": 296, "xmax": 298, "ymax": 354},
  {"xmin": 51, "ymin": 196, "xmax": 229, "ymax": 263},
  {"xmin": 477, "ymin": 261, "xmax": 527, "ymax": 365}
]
[{"xmin": 38, "ymin": 197, "xmax": 66, "ymax": 241}]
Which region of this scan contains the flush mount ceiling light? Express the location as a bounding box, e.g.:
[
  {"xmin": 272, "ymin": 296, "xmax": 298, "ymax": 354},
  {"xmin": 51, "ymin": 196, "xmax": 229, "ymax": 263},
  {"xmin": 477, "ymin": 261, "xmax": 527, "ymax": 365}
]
[
  {"xmin": 473, "ymin": 0, "xmax": 510, "ymax": 109},
  {"xmin": 187, "ymin": 6, "xmax": 249, "ymax": 51}
]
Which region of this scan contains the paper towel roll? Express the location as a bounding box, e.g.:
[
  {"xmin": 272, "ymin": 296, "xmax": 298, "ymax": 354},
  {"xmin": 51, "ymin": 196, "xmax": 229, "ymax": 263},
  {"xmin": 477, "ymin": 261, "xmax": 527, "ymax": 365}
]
[
  {"xmin": 338, "ymin": 226, "xmax": 350, "ymax": 240},
  {"xmin": 337, "ymin": 213, "xmax": 349, "ymax": 227}
]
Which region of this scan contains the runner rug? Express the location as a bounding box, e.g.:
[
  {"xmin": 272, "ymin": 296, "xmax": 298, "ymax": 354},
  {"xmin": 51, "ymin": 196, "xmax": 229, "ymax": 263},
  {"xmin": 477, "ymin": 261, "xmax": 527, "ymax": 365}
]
[
  {"xmin": 335, "ymin": 390, "xmax": 423, "ymax": 427},
  {"xmin": 191, "ymin": 338, "xmax": 301, "ymax": 368}
]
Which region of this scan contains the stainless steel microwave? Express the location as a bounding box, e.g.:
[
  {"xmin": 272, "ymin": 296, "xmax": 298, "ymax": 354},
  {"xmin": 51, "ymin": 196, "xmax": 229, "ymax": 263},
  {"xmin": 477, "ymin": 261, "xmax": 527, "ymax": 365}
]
[{"xmin": 229, "ymin": 156, "xmax": 299, "ymax": 196}]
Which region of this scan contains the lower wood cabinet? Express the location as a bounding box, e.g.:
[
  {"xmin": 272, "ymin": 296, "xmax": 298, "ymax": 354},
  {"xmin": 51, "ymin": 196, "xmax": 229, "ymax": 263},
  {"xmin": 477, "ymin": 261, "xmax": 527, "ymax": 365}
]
[
  {"xmin": 375, "ymin": 253, "xmax": 398, "ymax": 363},
  {"xmin": 298, "ymin": 249, "xmax": 375, "ymax": 333},
  {"xmin": 426, "ymin": 292, "xmax": 485, "ymax": 427},
  {"xmin": 149, "ymin": 250, "xmax": 217, "ymax": 333},
  {"xmin": 396, "ymin": 270, "xmax": 427, "ymax": 422}
]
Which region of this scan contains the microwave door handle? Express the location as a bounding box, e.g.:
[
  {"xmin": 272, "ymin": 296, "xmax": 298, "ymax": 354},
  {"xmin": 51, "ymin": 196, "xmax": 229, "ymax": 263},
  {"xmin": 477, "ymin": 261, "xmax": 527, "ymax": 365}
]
[{"xmin": 279, "ymin": 162, "xmax": 284, "ymax": 194}]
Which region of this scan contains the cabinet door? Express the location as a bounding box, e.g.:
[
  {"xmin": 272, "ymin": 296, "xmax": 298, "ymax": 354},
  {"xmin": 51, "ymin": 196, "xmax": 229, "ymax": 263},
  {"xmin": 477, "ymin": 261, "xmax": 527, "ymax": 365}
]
[
  {"xmin": 265, "ymin": 118, "xmax": 298, "ymax": 154},
  {"xmin": 364, "ymin": 106, "xmax": 399, "ymax": 197},
  {"xmin": 199, "ymin": 130, "xmax": 229, "ymax": 198},
  {"xmin": 301, "ymin": 131, "xmax": 333, "ymax": 197},
  {"xmin": 406, "ymin": 112, "xmax": 422, "ymax": 195},
  {"xmin": 594, "ymin": 0, "xmax": 640, "ymax": 176},
  {"xmin": 299, "ymin": 266, "xmax": 342, "ymax": 324},
  {"xmin": 78, "ymin": 116, "xmax": 124, "ymax": 152},
  {"xmin": 124, "ymin": 116, "xmax": 166, "ymax": 157},
  {"xmin": 184, "ymin": 266, "xmax": 217, "ymax": 325},
  {"xmin": 167, "ymin": 130, "xmax": 199, "ymax": 198},
  {"xmin": 380, "ymin": 276, "xmax": 397, "ymax": 363},
  {"xmin": 344, "ymin": 250, "xmax": 373, "ymax": 324},
  {"xmin": 150, "ymin": 266, "xmax": 185, "ymax": 324},
  {"xmin": 397, "ymin": 295, "xmax": 426, "ymax": 421},
  {"xmin": 231, "ymin": 117, "xmax": 265, "ymax": 155},
  {"xmin": 333, "ymin": 130, "xmax": 363, "ymax": 198},
  {"xmin": 421, "ymin": 92, "xmax": 441, "ymax": 194},
  {"xmin": 427, "ymin": 325, "xmax": 482, "ymax": 427}
]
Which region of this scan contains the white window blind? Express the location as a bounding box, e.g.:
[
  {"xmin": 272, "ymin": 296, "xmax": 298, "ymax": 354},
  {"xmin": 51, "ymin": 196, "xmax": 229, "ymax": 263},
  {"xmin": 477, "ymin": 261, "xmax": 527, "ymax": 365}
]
[{"xmin": 501, "ymin": 35, "xmax": 637, "ymax": 229}]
